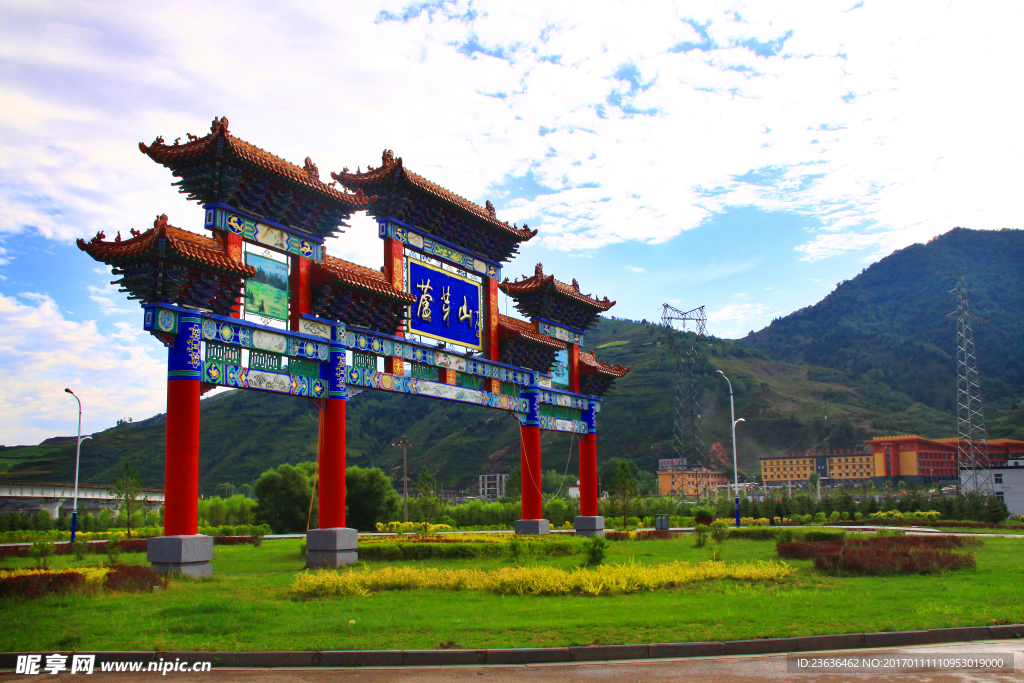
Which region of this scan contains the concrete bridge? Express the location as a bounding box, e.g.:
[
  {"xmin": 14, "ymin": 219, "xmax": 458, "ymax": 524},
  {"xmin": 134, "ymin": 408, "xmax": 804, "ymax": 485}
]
[{"xmin": 0, "ymin": 481, "xmax": 165, "ymax": 517}]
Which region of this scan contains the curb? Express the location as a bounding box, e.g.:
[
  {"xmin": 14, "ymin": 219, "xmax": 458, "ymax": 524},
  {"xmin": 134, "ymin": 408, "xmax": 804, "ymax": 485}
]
[{"xmin": 1, "ymin": 624, "xmax": 1021, "ymax": 669}]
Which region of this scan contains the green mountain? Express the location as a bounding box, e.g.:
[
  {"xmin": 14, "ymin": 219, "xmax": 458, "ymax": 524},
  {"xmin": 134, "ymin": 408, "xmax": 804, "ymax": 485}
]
[
  {"xmin": 739, "ymin": 228, "xmax": 1024, "ymax": 412},
  {"xmin": 2, "ymin": 228, "xmax": 1020, "ymax": 490}
]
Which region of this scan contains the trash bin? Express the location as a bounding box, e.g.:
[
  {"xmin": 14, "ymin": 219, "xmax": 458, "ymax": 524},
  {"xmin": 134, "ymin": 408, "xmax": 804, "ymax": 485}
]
[{"xmin": 654, "ymin": 514, "xmax": 670, "ymax": 531}]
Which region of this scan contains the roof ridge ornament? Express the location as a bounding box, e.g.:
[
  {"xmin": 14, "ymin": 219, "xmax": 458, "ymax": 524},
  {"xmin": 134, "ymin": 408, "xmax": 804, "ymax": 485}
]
[
  {"xmin": 211, "ymin": 116, "xmax": 229, "ymax": 135},
  {"xmin": 303, "ymin": 157, "xmax": 320, "ymax": 181},
  {"xmin": 485, "ymin": 200, "xmax": 496, "ymax": 217}
]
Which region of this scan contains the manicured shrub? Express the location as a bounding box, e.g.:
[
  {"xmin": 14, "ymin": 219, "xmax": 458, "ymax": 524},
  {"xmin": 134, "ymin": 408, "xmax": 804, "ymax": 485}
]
[
  {"xmin": 777, "ymin": 541, "xmax": 843, "ymax": 560},
  {"xmin": 799, "ymin": 529, "xmax": 846, "ymax": 542},
  {"xmin": 728, "ymin": 527, "xmax": 777, "ymax": 541},
  {"xmin": 777, "ymin": 534, "xmax": 978, "ymax": 575},
  {"xmin": 116, "ymin": 539, "xmax": 148, "ymax": 554},
  {"xmin": 0, "ymin": 571, "xmax": 84, "ymax": 599},
  {"xmin": 585, "ymin": 536, "xmax": 607, "ymax": 567}
]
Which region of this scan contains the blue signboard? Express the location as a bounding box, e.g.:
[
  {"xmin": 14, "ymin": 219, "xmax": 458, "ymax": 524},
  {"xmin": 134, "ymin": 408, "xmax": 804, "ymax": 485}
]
[{"xmin": 407, "ymin": 259, "xmax": 483, "ymax": 350}]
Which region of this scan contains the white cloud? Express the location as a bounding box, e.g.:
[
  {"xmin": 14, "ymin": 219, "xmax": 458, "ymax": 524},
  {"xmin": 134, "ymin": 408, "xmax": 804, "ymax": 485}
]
[
  {"xmin": 0, "ymin": 0, "xmax": 1018, "ymax": 263},
  {"xmin": 0, "ymin": 293, "xmax": 165, "ymax": 445},
  {"xmin": 626, "ymin": 265, "xmax": 644, "ymax": 273}
]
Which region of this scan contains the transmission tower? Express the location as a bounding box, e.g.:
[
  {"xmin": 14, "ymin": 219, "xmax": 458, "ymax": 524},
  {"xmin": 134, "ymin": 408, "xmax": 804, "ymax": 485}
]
[
  {"xmin": 948, "ymin": 273, "xmax": 992, "ymax": 496},
  {"xmin": 661, "ymin": 304, "xmax": 709, "ymax": 502}
]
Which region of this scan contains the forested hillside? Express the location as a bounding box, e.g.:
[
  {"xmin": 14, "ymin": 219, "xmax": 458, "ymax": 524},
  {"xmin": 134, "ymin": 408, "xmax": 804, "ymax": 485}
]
[{"xmin": 740, "ymin": 228, "xmax": 1024, "ymax": 411}]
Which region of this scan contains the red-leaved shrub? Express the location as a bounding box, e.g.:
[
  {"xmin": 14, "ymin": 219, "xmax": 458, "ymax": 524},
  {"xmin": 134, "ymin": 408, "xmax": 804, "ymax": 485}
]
[
  {"xmin": 777, "ymin": 535, "xmax": 977, "ymax": 575},
  {"xmin": 0, "ymin": 572, "xmax": 84, "ymax": 599},
  {"xmin": 103, "ymin": 565, "xmax": 166, "ymax": 592}
]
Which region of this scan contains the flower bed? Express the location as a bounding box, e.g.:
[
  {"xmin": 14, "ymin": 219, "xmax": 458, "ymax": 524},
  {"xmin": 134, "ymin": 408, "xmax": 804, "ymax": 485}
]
[
  {"xmin": 293, "ymin": 559, "xmax": 794, "ymax": 598},
  {"xmin": 604, "ymin": 530, "xmax": 672, "ymax": 541}
]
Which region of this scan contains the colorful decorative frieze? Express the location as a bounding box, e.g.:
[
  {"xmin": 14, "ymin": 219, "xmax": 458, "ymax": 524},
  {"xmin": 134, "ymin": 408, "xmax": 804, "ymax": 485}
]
[
  {"xmin": 379, "ymin": 220, "xmax": 501, "ymax": 280},
  {"xmin": 538, "ymin": 320, "xmax": 583, "ymax": 345},
  {"xmin": 205, "ymin": 206, "xmax": 323, "ymax": 261},
  {"xmin": 201, "ymin": 360, "xmax": 328, "ymax": 398}
]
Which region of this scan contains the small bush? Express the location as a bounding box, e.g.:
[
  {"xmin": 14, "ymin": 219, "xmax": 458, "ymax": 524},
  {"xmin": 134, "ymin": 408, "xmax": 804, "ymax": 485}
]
[
  {"xmin": 800, "ymin": 529, "xmax": 846, "ymax": 542},
  {"xmin": 105, "ymin": 541, "xmax": 123, "ymax": 566},
  {"xmin": 0, "ymin": 571, "xmax": 83, "ymax": 599},
  {"xmin": 694, "ymin": 524, "xmax": 709, "ymax": 548},
  {"xmin": 116, "ymin": 539, "xmax": 148, "ymax": 554},
  {"xmin": 710, "ymin": 520, "xmax": 728, "ymax": 544},
  {"xmin": 29, "ymin": 540, "xmax": 54, "ymax": 569},
  {"xmin": 71, "ymin": 540, "xmax": 89, "ymax": 561},
  {"xmin": 251, "ymin": 530, "xmax": 264, "ymax": 548},
  {"xmin": 585, "ymin": 537, "xmax": 607, "ymax": 567},
  {"xmin": 104, "ymin": 565, "xmax": 167, "ymax": 592}
]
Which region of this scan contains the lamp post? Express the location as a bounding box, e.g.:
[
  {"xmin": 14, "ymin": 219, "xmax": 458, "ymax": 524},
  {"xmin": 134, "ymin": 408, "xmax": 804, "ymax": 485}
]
[
  {"xmin": 391, "ymin": 437, "xmax": 411, "ymax": 524},
  {"xmin": 716, "ymin": 371, "xmax": 745, "ymax": 528},
  {"xmin": 64, "ymin": 389, "xmax": 92, "ymax": 543}
]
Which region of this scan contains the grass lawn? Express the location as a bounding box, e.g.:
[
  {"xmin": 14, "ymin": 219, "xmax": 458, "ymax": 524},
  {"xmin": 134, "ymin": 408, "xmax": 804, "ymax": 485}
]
[{"xmin": 2, "ymin": 536, "xmax": 1022, "ymax": 653}]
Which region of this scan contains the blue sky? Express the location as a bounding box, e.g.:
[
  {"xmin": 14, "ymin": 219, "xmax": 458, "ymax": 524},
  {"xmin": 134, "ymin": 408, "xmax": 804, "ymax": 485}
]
[{"xmin": 1, "ymin": 0, "xmax": 1021, "ymax": 445}]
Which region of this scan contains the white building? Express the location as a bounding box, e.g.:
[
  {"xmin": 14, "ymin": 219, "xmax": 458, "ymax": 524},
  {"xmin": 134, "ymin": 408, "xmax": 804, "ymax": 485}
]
[
  {"xmin": 478, "ymin": 473, "xmax": 507, "ymax": 500},
  {"xmin": 961, "ymin": 459, "xmax": 1024, "ymax": 516}
]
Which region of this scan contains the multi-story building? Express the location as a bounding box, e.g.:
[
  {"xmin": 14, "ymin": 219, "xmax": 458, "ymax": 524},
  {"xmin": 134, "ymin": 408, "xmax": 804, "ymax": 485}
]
[
  {"xmin": 760, "ymin": 448, "xmax": 872, "ymax": 486},
  {"xmin": 763, "ymin": 437, "xmax": 1024, "ymax": 488},
  {"xmin": 478, "ymin": 473, "xmax": 507, "ymax": 500},
  {"xmin": 977, "ymin": 456, "xmax": 1024, "ymax": 516},
  {"xmin": 657, "ymin": 459, "xmax": 728, "ymax": 496},
  {"xmin": 864, "ymin": 436, "xmax": 1024, "ymax": 486}
]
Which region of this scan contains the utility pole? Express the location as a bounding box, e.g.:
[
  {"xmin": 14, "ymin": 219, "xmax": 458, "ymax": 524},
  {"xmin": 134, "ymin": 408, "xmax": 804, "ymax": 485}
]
[
  {"xmin": 716, "ymin": 370, "xmax": 745, "ymax": 528},
  {"xmin": 391, "ymin": 437, "xmax": 412, "ymax": 523}
]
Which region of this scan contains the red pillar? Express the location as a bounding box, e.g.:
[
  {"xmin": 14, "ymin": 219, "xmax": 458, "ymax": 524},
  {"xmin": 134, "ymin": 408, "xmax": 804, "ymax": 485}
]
[
  {"xmin": 288, "ymin": 255, "xmax": 311, "ymax": 331},
  {"xmin": 164, "ymin": 379, "xmax": 200, "ymax": 536},
  {"xmin": 568, "ymin": 343, "xmax": 580, "ymax": 393},
  {"xmin": 318, "ymin": 398, "xmax": 347, "ymax": 528},
  {"xmin": 520, "ymin": 424, "xmax": 543, "ymax": 520},
  {"xmin": 579, "ymin": 433, "xmax": 598, "ymax": 517}
]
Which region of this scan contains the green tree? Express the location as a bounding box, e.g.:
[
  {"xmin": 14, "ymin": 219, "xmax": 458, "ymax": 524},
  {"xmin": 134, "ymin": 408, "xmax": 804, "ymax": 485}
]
[
  {"xmin": 254, "ymin": 463, "xmax": 315, "ymax": 533},
  {"xmin": 505, "ymin": 465, "xmax": 522, "ymax": 499},
  {"xmin": 609, "ymin": 460, "xmax": 637, "ymax": 529},
  {"xmin": 416, "ymin": 466, "xmax": 441, "ymax": 524},
  {"xmin": 111, "ymin": 459, "xmax": 147, "ymax": 539},
  {"xmin": 345, "ymin": 466, "xmax": 401, "ymax": 531}
]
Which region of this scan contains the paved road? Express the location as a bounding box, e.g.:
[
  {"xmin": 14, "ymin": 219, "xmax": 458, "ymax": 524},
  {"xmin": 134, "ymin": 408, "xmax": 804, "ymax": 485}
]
[{"xmin": 10, "ymin": 640, "xmax": 1019, "ymax": 683}]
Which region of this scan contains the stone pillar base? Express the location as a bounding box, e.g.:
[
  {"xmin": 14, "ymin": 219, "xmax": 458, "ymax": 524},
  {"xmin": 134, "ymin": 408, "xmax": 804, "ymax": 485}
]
[
  {"xmin": 514, "ymin": 519, "xmax": 551, "ymax": 535},
  {"xmin": 573, "ymin": 515, "xmax": 605, "ymax": 537},
  {"xmin": 147, "ymin": 535, "xmax": 213, "ymax": 578},
  {"xmin": 306, "ymin": 527, "xmax": 358, "ymax": 568}
]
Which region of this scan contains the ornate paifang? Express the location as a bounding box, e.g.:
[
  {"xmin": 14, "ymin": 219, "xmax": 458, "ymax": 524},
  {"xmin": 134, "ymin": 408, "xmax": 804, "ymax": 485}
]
[
  {"xmin": 77, "ymin": 214, "xmax": 254, "ymax": 315},
  {"xmin": 310, "ymin": 254, "xmax": 415, "ymax": 336},
  {"xmin": 577, "ymin": 350, "xmax": 630, "ymax": 397},
  {"xmin": 139, "ymin": 117, "xmax": 374, "ymax": 239},
  {"xmin": 496, "ymin": 314, "xmax": 565, "ymax": 373},
  {"xmin": 331, "ymin": 150, "xmax": 537, "ymax": 263},
  {"xmin": 500, "ymin": 263, "xmax": 615, "ymax": 331}
]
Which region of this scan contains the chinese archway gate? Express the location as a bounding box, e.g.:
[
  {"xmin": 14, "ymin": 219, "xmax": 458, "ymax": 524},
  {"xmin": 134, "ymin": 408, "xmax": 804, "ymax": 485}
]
[{"xmin": 79, "ymin": 118, "xmax": 629, "ymax": 576}]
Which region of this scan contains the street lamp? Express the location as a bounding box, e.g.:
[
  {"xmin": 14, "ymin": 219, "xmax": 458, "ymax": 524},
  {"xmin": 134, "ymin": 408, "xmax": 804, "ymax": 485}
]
[
  {"xmin": 716, "ymin": 371, "xmax": 745, "ymax": 528},
  {"xmin": 64, "ymin": 389, "xmax": 92, "ymax": 543}
]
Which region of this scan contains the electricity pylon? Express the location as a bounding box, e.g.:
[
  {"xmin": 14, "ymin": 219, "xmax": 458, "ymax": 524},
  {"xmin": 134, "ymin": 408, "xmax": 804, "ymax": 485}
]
[
  {"xmin": 948, "ymin": 273, "xmax": 992, "ymax": 496},
  {"xmin": 661, "ymin": 304, "xmax": 710, "ymax": 502}
]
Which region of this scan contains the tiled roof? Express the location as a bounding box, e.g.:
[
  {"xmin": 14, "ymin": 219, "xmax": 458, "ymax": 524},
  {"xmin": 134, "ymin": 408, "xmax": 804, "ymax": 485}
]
[
  {"xmin": 498, "ymin": 314, "xmax": 566, "ymax": 350},
  {"xmin": 331, "ymin": 150, "xmax": 537, "ymax": 242},
  {"xmin": 77, "ymin": 215, "xmax": 255, "ymax": 277},
  {"xmin": 578, "ymin": 350, "xmax": 630, "ymax": 377},
  {"xmin": 316, "ymin": 254, "xmax": 416, "ymax": 304},
  {"xmin": 500, "ymin": 263, "xmax": 615, "ymax": 311},
  {"xmin": 139, "ymin": 116, "xmax": 373, "ymax": 209}
]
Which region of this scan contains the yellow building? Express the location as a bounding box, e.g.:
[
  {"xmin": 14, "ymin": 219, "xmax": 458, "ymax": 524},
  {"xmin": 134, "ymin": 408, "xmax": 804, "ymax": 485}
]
[
  {"xmin": 760, "ymin": 448, "xmax": 874, "ymax": 484},
  {"xmin": 657, "ymin": 468, "xmax": 728, "ymax": 496}
]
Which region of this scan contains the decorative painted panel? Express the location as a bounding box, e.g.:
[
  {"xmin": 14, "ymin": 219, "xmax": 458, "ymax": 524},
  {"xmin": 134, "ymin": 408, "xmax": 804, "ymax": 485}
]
[
  {"xmin": 379, "ymin": 220, "xmax": 500, "ymax": 280},
  {"xmin": 299, "ymin": 317, "xmax": 332, "ymax": 340},
  {"xmin": 538, "ymin": 320, "xmax": 583, "ymax": 345},
  {"xmin": 206, "ymin": 206, "xmax": 323, "ymax": 261}
]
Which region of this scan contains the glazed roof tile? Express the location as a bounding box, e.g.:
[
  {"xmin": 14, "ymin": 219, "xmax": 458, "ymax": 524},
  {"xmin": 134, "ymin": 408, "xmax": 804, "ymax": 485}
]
[
  {"xmin": 332, "ymin": 150, "xmax": 536, "ymax": 242},
  {"xmin": 498, "ymin": 314, "xmax": 566, "ymax": 350},
  {"xmin": 139, "ymin": 117, "xmax": 373, "ymax": 209},
  {"xmin": 77, "ymin": 215, "xmax": 255, "ymax": 277},
  {"xmin": 500, "ymin": 263, "xmax": 615, "ymax": 311},
  {"xmin": 578, "ymin": 350, "xmax": 630, "ymax": 378},
  {"xmin": 316, "ymin": 254, "xmax": 416, "ymax": 304}
]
